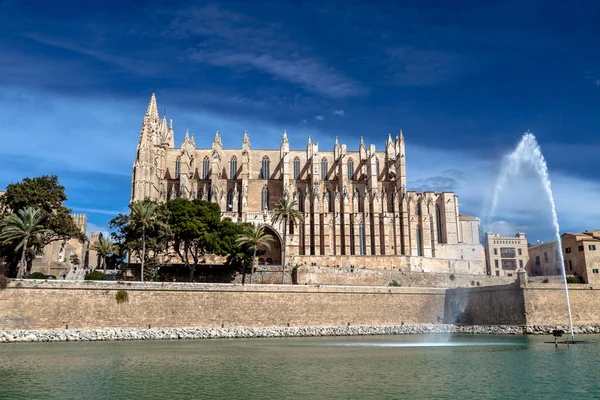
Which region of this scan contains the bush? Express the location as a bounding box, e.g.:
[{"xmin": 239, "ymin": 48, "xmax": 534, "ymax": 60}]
[
  {"xmin": 0, "ymin": 275, "xmax": 8, "ymax": 290},
  {"xmin": 566, "ymin": 276, "xmax": 579, "ymax": 284},
  {"xmin": 389, "ymin": 280, "xmax": 400, "ymax": 287},
  {"xmin": 115, "ymin": 289, "xmax": 129, "ymax": 304},
  {"xmin": 26, "ymin": 272, "xmax": 47, "ymax": 279},
  {"xmin": 85, "ymin": 271, "xmax": 108, "ymax": 281}
]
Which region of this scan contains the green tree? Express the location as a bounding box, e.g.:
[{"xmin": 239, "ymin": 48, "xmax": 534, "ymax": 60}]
[
  {"xmin": 167, "ymin": 198, "xmax": 237, "ymax": 282},
  {"xmin": 130, "ymin": 201, "xmax": 163, "ymax": 282},
  {"xmin": 0, "ymin": 207, "xmax": 54, "ymax": 279},
  {"xmin": 0, "ymin": 176, "xmax": 84, "ymax": 276},
  {"xmin": 235, "ymin": 224, "xmax": 274, "ymax": 284},
  {"xmin": 271, "ymin": 197, "xmax": 303, "ymax": 284},
  {"xmin": 90, "ymin": 236, "xmax": 116, "ymax": 273},
  {"xmin": 69, "ymin": 254, "xmax": 80, "ymax": 266}
]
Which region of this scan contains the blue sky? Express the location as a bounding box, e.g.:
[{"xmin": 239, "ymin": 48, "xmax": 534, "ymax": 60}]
[{"xmin": 1, "ymin": 0, "xmax": 599, "ymax": 242}]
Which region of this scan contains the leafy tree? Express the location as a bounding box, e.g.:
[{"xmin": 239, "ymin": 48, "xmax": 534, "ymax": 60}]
[
  {"xmin": 85, "ymin": 270, "xmax": 107, "ymax": 281},
  {"xmin": 235, "ymin": 224, "xmax": 274, "ymax": 284},
  {"xmin": 0, "ymin": 207, "xmax": 54, "ymax": 279},
  {"xmin": 166, "ymin": 199, "xmax": 228, "ymax": 281},
  {"xmin": 129, "ymin": 201, "xmax": 166, "ymax": 281},
  {"xmin": 0, "ymin": 175, "xmax": 84, "ymax": 276},
  {"xmin": 69, "ymin": 254, "xmax": 80, "ymax": 266},
  {"xmin": 271, "ymin": 197, "xmax": 303, "ymax": 284},
  {"xmin": 90, "ymin": 236, "xmax": 116, "ymax": 273}
]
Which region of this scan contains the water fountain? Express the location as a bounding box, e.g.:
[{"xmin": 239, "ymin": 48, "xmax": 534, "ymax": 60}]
[{"xmin": 488, "ymin": 132, "xmax": 575, "ymax": 343}]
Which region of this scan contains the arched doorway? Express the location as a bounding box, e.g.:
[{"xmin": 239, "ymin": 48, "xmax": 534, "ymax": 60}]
[{"xmin": 258, "ymin": 225, "xmax": 282, "ymax": 266}]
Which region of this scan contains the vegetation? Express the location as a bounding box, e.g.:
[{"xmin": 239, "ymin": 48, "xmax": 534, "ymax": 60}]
[
  {"xmin": 236, "ymin": 224, "xmax": 274, "ymax": 284},
  {"xmin": 128, "ymin": 201, "xmax": 165, "ymax": 282},
  {"xmin": 0, "ymin": 207, "xmax": 54, "ymax": 279},
  {"xmin": 26, "ymin": 272, "xmax": 47, "ymax": 279},
  {"xmin": 0, "ymin": 275, "xmax": 7, "ymax": 290},
  {"xmin": 389, "ymin": 280, "xmax": 400, "ymax": 287},
  {"xmin": 90, "ymin": 236, "xmax": 117, "ymax": 273},
  {"xmin": 566, "ymin": 276, "xmax": 584, "ymax": 284},
  {"xmin": 115, "ymin": 289, "xmax": 129, "ymax": 304},
  {"xmin": 69, "ymin": 254, "xmax": 80, "ymax": 266},
  {"xmin": 270, "ymin": 197, "xmax": 303, "ymax": 284},
  {"xmin": 85, "ymin": 271, "xmax": 108, "ymax": 281},
  {"xmin": 0, "ymin": 176, "xmax": 84, "ymax": 277}
]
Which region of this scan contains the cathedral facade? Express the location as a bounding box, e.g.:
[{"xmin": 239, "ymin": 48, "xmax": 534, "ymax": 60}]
[{"xmin": 131, "ymin": 94, "xmax": 485, "ymax": 274}]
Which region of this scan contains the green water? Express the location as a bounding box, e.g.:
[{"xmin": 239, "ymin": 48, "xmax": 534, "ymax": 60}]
[{"xmin": 1, "ymin": 334, "xmax": 598, "ymax": 399}]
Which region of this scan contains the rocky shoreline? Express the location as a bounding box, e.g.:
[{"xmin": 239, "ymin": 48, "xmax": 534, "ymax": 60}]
[{"xmin": 1, "ymin": 324, "xmax": 599, "ymax": 343}]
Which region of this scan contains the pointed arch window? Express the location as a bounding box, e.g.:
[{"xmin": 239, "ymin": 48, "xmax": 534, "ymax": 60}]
[
  {"xmin": 359, "ymin": 224, "xmax": 366, "ymax": 255},
  {"xmin": 321, "ymin": 158, "xmax": 328, "ymax": 180},
  {"xmin": 261, "ymin": 186, "xmax": 270, "ymax": 210},
  {"xmin": 416, "ymin": 227, "xmax": 423, "ymax": 256},
  {"xmin": 202, "ymin": 156, "xmax": 210, "ymax": 179},
  {"xmin": 261, "ymin": 156, "xmax": 270, "ymax": 179},
  {"xmin": 293, "ymin": 157, "xmax": 301, "ymax": 180},
  {"xmin": 229, "ymin": 156, "xmax": 237, "ymax": 179},
  {"xmin": 375, "ymin": 158, "xmax": 380, "ymax": 179},
  {"xmin": 289, "ymin": 220, "xmax": 295, "ymax": 235},
  {"xmin": 436, "ymin": 204, "xmax": 444, "ymax": 243},
  {"xmin": 347, "ymin": 158, "xmax": 354, "ymax": 180},
  {"xmin": 328, "ymin": 190, "xmax": 333, "ymax": 212},
  {"xmin": 175, "ymin": 158, "xmax": 181, "ymax": 179},
  {"xmin": 416, "ymin": 202, "xmax": 422, "ymax": 216}
]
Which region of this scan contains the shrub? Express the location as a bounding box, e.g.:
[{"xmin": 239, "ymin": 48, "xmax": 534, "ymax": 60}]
[
  {"xmin": 389, "ymin": 280, "xmax": 400, "ymax": 287},
  {"xmin": 115, "ymin": 289, "xmax": 129, "ymax": 304},
  {"xmin": 0, "ymin": 275, "xmax": 8, "ymax": 290},
  {"xmin": 566, "ymin": 276, "xmax": 579, "ymax": 284},
  {"xmin": 26, "ymin": 272, "xmax": 47, "ymax": 279},
  {"xmin": 85, "ymin": 271, "xmax": 108, "ymax": 281},
  {"xmin": 449, "ymin": 274, "xmax": 455, "ymax": 281}
]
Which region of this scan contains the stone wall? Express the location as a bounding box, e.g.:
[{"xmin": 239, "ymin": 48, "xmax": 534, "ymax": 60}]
[
  {"xmin": 523, "ymin": 283, "xmax": 600, "ymax": 325},
  {"xmin": 0, "ymin": 281, "xmax": 446, "ymax": 330}
]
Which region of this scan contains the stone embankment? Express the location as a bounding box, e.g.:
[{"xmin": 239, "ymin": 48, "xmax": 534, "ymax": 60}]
[{"xmin": 2, "ymin": 324, "xmax": 599, "ymax": 343}]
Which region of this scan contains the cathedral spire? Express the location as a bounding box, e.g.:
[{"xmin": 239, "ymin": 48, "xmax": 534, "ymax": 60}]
[
  {"xmin": 185, "ymin": 129, "xmax": 190, "ymax": 141},
  {"xmin": 145, "ymin": 92, "xmax": 159, "ymax": 121},
  {"xmin": 281, "ymin": 130, "xmax": 288, "ymax": 144}
]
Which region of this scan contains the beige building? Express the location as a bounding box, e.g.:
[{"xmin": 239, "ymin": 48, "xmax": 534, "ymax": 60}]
[
  {"xmin": 131, "ymin": 93, "xmax": 485, "ymax": 274},
  {"xmin": 562, "ymin": 230, "xmax": 600, "ymax": 284},
  {"xmin": 484, "ymin": 232, "xmax": 529, "ymax": 277},
  {"xmin": 526, "ymin": 241, "xmax": 561, "ymax": 277}
]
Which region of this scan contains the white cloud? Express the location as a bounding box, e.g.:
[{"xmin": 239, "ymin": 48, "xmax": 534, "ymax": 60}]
[
  {"xmin": 333, "ymin": 110, "xmax": 345, "ymax": 116},
  {"xmin": 315, "ymin": 115, "xmax": 325, "ymax": 121},
  {"xmin": 301, "ymin": 119, "xmax": 308, "ymax": 124},
  {"xmin": 86, "ymin": 222, "xmax": 110, "ymax": 238}
]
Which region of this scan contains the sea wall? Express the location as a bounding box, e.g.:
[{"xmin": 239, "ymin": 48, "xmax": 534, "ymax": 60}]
[
  {"xmin": 524, "ymin": 283, "xmax": 600, "ymax": 325},
  {"xmin": 0, "ymin": 281, "xmax": 445, "ymax": 330}
]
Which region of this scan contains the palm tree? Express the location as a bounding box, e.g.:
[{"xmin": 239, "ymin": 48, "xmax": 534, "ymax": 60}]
[
  {"xmin": 271, "ymin": 197, "xmax": 303, "ymax": 284},
  {"xmin": 130, "ymin": 201, "xmax": 160, "ymax": 282},
  {"xmin": 0, "ymin": 207, "xmax": 53, "ymax": 279},
  {"xmin": 235, "ymin": 224, "xmax": 274, "ymax": 284},
  {"xmin": 90, "ymin": 236, "xmax": 116, "ymax": 273}
]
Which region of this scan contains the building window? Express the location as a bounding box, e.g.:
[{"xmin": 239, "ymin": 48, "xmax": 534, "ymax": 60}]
[
  {"xmin": 593, "ymin": 269, "xmax": 599, "ymax": 274},
  {"xmin": 289, "ymin": 221, "xmax": 294, "ymax": 235},
  {"xmin": 568, "ymin": 260, "xmax": 572, "ymax": 271},
  {"xmin": 501, "ymin": 248, "xmax": 516, "ymax": 258},
  {"xmin": 261, "ymin": 186, "xmax": 269, "ymax": 210},
  {"xmin": 495, "ymin": 271, "xmax": 499, "ymax": 276},
  {"xmin": 589, "ymin": 245, "xmax": 597, "ymax": 251},
  {"xmin": 229, "ymin": 156, "xmax": 237, "ymax": 179},
  {"xmin": 494, "ymin": 260, "xmax": 499, "ymax": 268},
  {"xmin": 321, "ymin": 158, "xmax": 328, "ymax": 180},
  {"xmin": 175, "ymin": 158, "xmax": 181, "ymax": 179},
  {"xmin": 416, "ymin": 227, "xmax": 423, "ymax": 257},
  {"xmin": 535, "ymin": 256, "xmax": 540, "ymax": 265},
  {"xmin": 493, "ymin": 248, "xmax": 497, "ymax": 256},
  {"xmin": 261, "ymin": 156, "xmax": 270, "ymax": 179},
  {"xmin": 502, "ymin": 259, "xmax": 517, "ymax": 270},
  {"xmin": 416, "ymin": 203, "xmax": 421, "ymax": 216},
  {"xmin": 518, "ymin": 248, "xmax": 522, "ymax": 256},
  {"xmin": 375, "ymin": 158, "xmax": 380, "ymax": 179},
  {"xmin": 519, "ymin": 260, "xmax": 523, "ymax": 268},
  {"xmin": 202, "ymin": 157, "xmax": 210, "ymax": 179},
  {"xmin": 578, "ymin": 245, "xmax": 584, "ymax": 251},
  {"xmin": 347, "ymin": 158, "xmax": 354, "ymax": 180},
  {"xmin": 359, "ymin": 224, "xmax": 366, "ymax": 255},
  {"xmin": 544, "ymin": 252, "xmax": 548, "ymax": 261},
  {"xmin": 565, "ymin": 247, "xmax": 571, "ymax": 253},
  {"xmin": 226, "ymin": 190, "xmax": 234, "ymax": 211},
  {"xmin": 436, "ymin": 204, "xmax": 443, "ymax": 243},
  {"xmin": 293, "ymin": 157, "xmax": 301, "ymax": 180}
]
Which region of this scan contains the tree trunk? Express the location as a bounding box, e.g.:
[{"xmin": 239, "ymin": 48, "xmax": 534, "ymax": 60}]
[
  {"xmin": 141, "ymin": 227, "xmax": 146, "ymax": 282},
  {"xmin": 189, "ymin": 266, "xmax": 195, "ymax": 282},
  {"xmin": 249, "ymin": 247, "xmax": 257, "ymax": 284},
  {"xmin": 241, "ymin": 266, "xmax": 246, "ymax": 285},
  {"xmin": 16, "ymin": 236, "xmax": 29, "ymax": 279},
  {"xmin": 281, "ymin": 215, "xmax": 287, "ymax": 284},
  {"xmin": 103, "ymin": 256, "xmax": 107, "ymax": 274}
]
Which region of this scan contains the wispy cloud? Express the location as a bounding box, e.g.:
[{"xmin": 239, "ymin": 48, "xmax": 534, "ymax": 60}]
[
  {"xmin": 385, "ymin": 47, "xmax": 463, "ymax": 86},
  {"xmin": 169, "ymin": 5, "xmax": 368, "ymax": 98},
  {"xmin": 333, "ymin": 110, "xmax": 345, "ymax": 116},
  {"xmin": 315, "ymin": 115, "xmax": 325, "ymax": 121}
]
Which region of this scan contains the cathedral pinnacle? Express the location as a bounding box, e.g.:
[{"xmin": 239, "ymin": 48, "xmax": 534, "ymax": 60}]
[
  {"xmin": 213, "ymin": 130, "xmax": 222, "ymax": 147},
  {"xmin": 387, "ymin": 133, "xmax": 393, "ymax": 144},
  {"xmin": 282, "ymin": 130, "xmax": 288, "ymax": 144},
  {"xmin": 185, "ymin": 129, "xmax": 190, "ymax": 141},
  {"xmin": 145, "ymin": 92, "xmax": 159, "ymax": 121},
  {"xmin": 335, "ymin": 136, "xmax": 339, "ymax": 146},
  {"xmin": 399, "ymin": 129, "xmax": 404, "ymax": 141}
]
